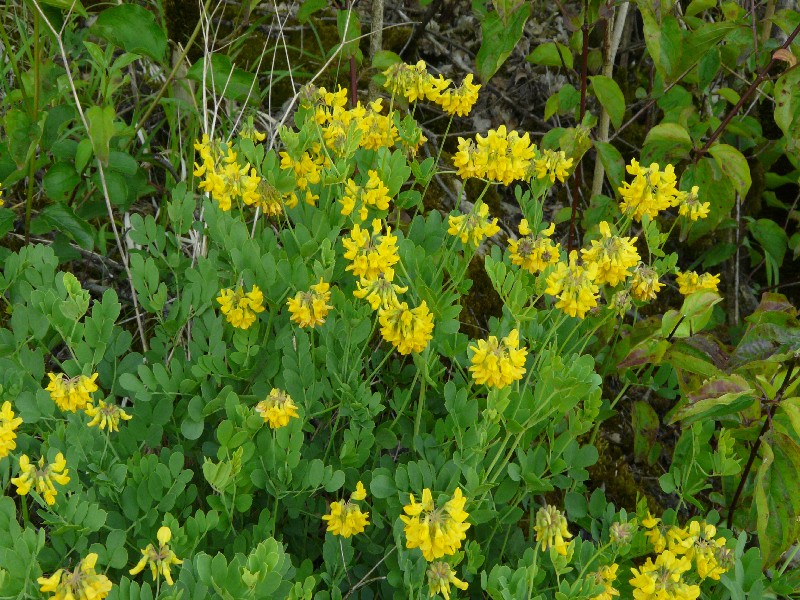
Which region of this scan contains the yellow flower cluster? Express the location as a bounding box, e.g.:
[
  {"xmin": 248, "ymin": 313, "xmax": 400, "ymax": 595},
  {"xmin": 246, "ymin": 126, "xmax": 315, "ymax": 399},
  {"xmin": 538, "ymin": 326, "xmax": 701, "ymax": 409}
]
[
  {"xmin": 12, "ymin": 452, "xmax": 70, "ymax": 505},
  {"xmin": 45, "ymin": 372, "xmax": 99, "ymax": 412},
  {"xmin": 287, "ymin": 278, "xmax": 333, "ymax": 328},
  {"xmin": 591, "ymin": 564, "xmax": 620, "ymax": 600},
  {"xmin": 508, "ymin": 220, "xmax": 561, "ymax": 273},
  {"xmin": 194, "ymin": 135, "xmax": 261, "ymax": 212},
  {"xmin": 279, "ymin": 148, "xmax": 324, "ymax": 208},
  {"xmin": 581, "ymin": 221, "xmax": 641, "ymax": 286},
  {"xmin": 322, "ymin": 481, "xmax": 370, "ymax": 538},
  {"xmin": 427, "ymin": 561, "xmax": 469, "ymax": 600},
  {"xmin": 675, "ymin": 270, "xmax": 720, "ymax": 295},
  {"xmin": 378, "ymin": 301, "xmax": 435, "ymax": 355},
  {"xmin": 0, "ymin": 401, "xmax": 22, "ymax": 459},
  {"xmin": 453, "ymin": 125, "xmax": 536, "ymax": 185},
  {"xmin": 238, "ymin": 121, "xmax": 266, "ymax": 142},
  {"xmin": 618, "ymin": 159, "xmax": 680, "ymax": 222},
  {"xmin": 85, "ymin": 399, "xmax": 132, "ymax": 433},
  {"xmin": 630, "ymin": 264, "xmax": 664, "ymax": 301},
  {"xmin": 629, "ymin": 550, "xmax": 699, "ymax": 600},
  {"xmin": 340, "ymin": 170, "xmax": 393, "ymax": 223},
  {"xmin": 545, "ymin": 251, "xmax": 600, "ymax": 318},
  {"xmin": 469, "ymin": 328, "xmax": 528, "ymax": 389},
  {"xmin": 217, "ymin": 284, "xmax": 265, "ymax": 330},
  {"xmin": 676, "ymin": 186, "xmax": 710, "ymax": 221},
  {"xmin": 401, "ymin": 488, "xmax": 470, "ymax": 561},
  {"xmin": 0, "ymin": 181, "xmax": 4, "ymax": 206},
  {"xmin": 255, "ymin": 388, "xmax": 300, "ymax": 429},
  {"xmin": 38, "ymin": 553, "xmax": 112, "ymax": 600},
  {"xmin": 383, "ymin": 61, "xmax": 481, "ymax": 116},
  {"xmin": 533, "ymin": 149, "xmax": 573, "ymax": 183},
  {"xmin": 533, "ymin": 505, "xmax": 573, "ymax": 556},
  {"xmin": 343, "ymin": 219, "xmax": 400, "ymax": 279},
  {"xmin": 447, "ymin": 202, "xmax": 501, "ymax": 247},
  {"xmin": 354, "ymin": 272, "xmax": 408, "ymax": 311},
  {"xmin": 129, "ymin": 526, "xmax": 183, "ymax": 586}
]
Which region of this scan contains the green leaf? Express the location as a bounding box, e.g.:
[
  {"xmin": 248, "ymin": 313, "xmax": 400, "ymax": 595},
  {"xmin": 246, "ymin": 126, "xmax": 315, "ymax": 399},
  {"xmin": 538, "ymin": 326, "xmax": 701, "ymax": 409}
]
[
  {"xmin": 527, "ymin": 42, "xmax": 573, "ymax": 69},
  {"xmin": 298, "ymin": 0, "xmax": 327, "ymax": 23},
  {"xmin": 86, "ymin": 105, "xmax": 115, "ymax": 166},
  {"xmin": 708, "ymin": 143, "xmax": 751, "ymax": 197},
  {"xmin": 5, "ymin": 108, "xmax": 41, "ymax": 169},
  {"xmin": 475, "ymin": 4, "xmax": 531, "ymax": 83},
  {"xmin": 43, "ymin": 162, "xmax": 81, "ymax": 202},
  {"xmin": 30, "ymin": 203, "xmax": 94, "ymax": 249},
  {"xmin": 670, "ymin": 374, "xmax": 754, "ymax": 424},
  {"xmin": 91, "ymin": 4, "xmax": 166, "ymax": 61},
  {"xmin": 774, "ymin": 67, "xmax": 800, "ymax": 139},
  {"xmin": 659, "ymin": 16, "xmax": 684, "ymax": 80},
  {"xmin": 632, "ymin": 401, "xmax": 661, "ymax": 464},
  {"xmin": 593, "ymin": 141, "xmax": 625, "ymax": 191},
  {"xmin": 748, "ymin": 218, "xmax": 788, "ymax": 267},
  {"xmin": 589, "ymin": 76, "xmax": 625, "ymax": 129},
  {"xmin": 754, "ymin": 432, "xmax": 800, "ymax": 567},
  {"xmin": 337, "ymin": 9, "xmax": 362, "ymax": 61},
  {"xmin": 686, "ymin": 0, "xmax": 716, "ymax": 16},
  {"xmin": 641, "ymin": 123, "xmax": 692, "ymax": 166},
  {"xmin": 186, "ymin": 55, "xmax": 260, "ymax": 103}
]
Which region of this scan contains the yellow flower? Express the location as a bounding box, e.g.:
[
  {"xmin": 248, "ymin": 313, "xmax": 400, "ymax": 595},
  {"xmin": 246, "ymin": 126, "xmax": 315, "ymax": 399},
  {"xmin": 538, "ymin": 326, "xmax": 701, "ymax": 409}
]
[
  {"xmin": 343, "ymin": 219, "xmax": 400, "ymax": 280},
  {"xmin": 340, "ymin": 170, "xmax": 392, "ymax": 222},
  {"xmin": 677, "ymin": 186, "xmax": 710, "ymax": 221},
  {"xmin": 675, "ymin": 270, "xmax": 720, "ymax": 295},
  {"xmin": 378, "ymin": 301, "xmax": 435, "ymax": 355},
  {"xmin": 591, "ymin": 563, "xmax": 620, "ymax": 600},
  {"xmin": 279, "ymin": 150, "xmax": 322, "ymax": 191},
  {"xmin": 434, "ymin": 73, "xmax": 481, "ymax": 116},
  {"xmin": 38, "ymin": 553, "xmax": 112, "ymax": 600},
  {"xmin": 238, "ymin": 121, "xmax": 266, "ymax": 142},
  {"xmin": 353, "ymin": 272, "xmax": 407, "ymax": 311},
  {"xmin": 447, "ymin": 202, "xmax": 501, "ymax": 246},
  {"xmin": 0, "ymin": 401, "xmax": 23, "ymax": 459},
  {"xmin": 545, "ymin": 251, "xmax": 600, "ymax": 318},
  {"xmin": 255, "ymin": 388, "xmax": 300, "ymax": 429},
  {"xmin": 217, "ymin": 284, "xmax": 265, "ymax": 330},
  {"xmin": 382, "ymin": 61, "xmax": 449, "ymax": 103},
  {"xmin": 472, "ymin": 125, "xmax": 536, "ymax": 186},
  {"xmin": 680, "ymin": 521, "xmax": 730, "ymax": 580},
  {"xmin": 618, "ymin": 159, "xmax": 680, "ymax": 222},
  {"xmin": 0, "ymin": 181, "xmax": 4, "ymax": 206},
  {"xmin": 469, "ymin": 329, "xmax": 528, "ymax": 389},
  {"xmin": 427, "ymin": 561, "xmax": 469, "ymax": 599},
  {"xmin": 581, "ymin": 221, "xmax": 640, "ymax": 286},
  {"xmin": 85, "ymin": 400, "xmax": 132, "ymax": 433},
  {"xmin": 250, "ymin": 180, "xmax": 284, "ymax": 216},
  {"xmin": 642, "ymin": 511, "xmax": 669, "ymax": 554},
  {"xmin": 533, "ymin": 505, "xmax": 573, "ymax": 556},
  {"xmin": 401, "ymin": 488, "xmax": 471, "ymax": 561},
  {"xmin": 629, "ymin": 550, "xmax": 700, "ymax": 600},
  {"xmin": 322, "ymin": 482, "xmax": 370, "ymax": 538},
  {"xmin": 287, "ymin": 278, "xmax": 333, "ymax": 328},
  {"xmin": 533, "ymin": 149, "xmax": 573, "ymax": 183},
  {"xmin": 509, "ymin": 220, "xmax": 561, "ymax": 274},
  {"xmin": 129, "ymin": 526, "xmax": 183, "ymax": 586},
  {"xmin": 630, "ymin": 264, "xmax": 663, "ymax": 301},
  {"xmin": 45, "ymin": 372, "xmax": 99, "ymax": 412},
  {"xmin": 453, "ymin": 137, "xmax": 480, "ymax": 180},
  {"xmin": 358, "ymin": 98, "xmax": 399, "ymax": 150},
  {"xmin": 12, "ymin": 452, "xmax": 70, "ymax": 505}
]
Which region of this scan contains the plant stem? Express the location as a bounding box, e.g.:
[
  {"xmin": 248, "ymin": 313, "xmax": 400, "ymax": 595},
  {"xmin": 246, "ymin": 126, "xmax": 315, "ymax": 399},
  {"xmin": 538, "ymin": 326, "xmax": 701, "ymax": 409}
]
[
  {"xmin": 568, "ymin": 6, "xmax": 590, "ymax": 252},
  {"xmin": 24, "ymin": 9, "xmax": 41, "ymax": 244}
]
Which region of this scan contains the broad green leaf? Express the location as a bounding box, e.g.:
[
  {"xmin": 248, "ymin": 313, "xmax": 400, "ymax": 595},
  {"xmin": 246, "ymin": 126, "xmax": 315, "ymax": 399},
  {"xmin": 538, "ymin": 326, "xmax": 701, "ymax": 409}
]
[
  {"xmin": 686, "ymin": 0, "xmax": 715, "ymax": 16},
  {"xmin": 30, "ymin": 202, "xmax": 94, "ymax": 249},
  {"xmin": 774, "ymin": 67, "xmax": 800, "ymax": 139},
  {"xmin": 186, "ymin": 55, "xmax": 260, "ymax": 103},
  {"xmin": 590, "ymin": 76, "xmax": 625, "ymax": 129},
  {"xmin": 86, "ymin": 105, "xmax": 115, "ymax": 166},
  {"xmin": 476, "ymin": 4, "xmax": 531, "ymax": 83},
  {"xmin": 633, "ymin": 401, "xmax": 661, "ymax": 464},
  {"xmin": 91, "ymin": 4, "xmax": 166, "ymax": 60},
  {"xmin": 43, "ymin": 162, "xmax": 80, "ymax": 202},
  {"xmin": 748, "ymin": 218, "xmax": 788, "ymax": 267},
  {"xmin": 593, "ymin": 141, "xmax": 625, "ymax": 192},
  {"xmin": 708, "ymin": 143, "xmax": 751, "ymax": 196},
  {"xmin": 670, "ymin": 374, "xmax": 754, "ymax": 424},
  {"xmin": 5, "ymin": 108, "xmax": 40, "ymax": 168},
  {"xmin": 641, "ymin": 123, "xmax": 692, "ymax": 165},
  {"xmin": 337, "ymin": 9, "xmax": 362, "ymax": 61},
  {"xmin": 298, "ymin": 0, "xmax": 327, "ymax": 23},
  {"xmin": 659, "ymin": 16, "xmax": 684, "ymax": 80},
  {"xmin": 527, "ymin": 42, "xmax": 573, "ymax": 69},
  {"xmin": 681, "ymin": 157, "xmax": 736, "ymax": 241}
]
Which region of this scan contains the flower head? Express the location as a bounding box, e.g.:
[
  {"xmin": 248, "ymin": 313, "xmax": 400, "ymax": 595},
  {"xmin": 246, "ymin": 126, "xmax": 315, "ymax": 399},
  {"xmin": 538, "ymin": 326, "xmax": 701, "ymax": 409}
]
[
  {"xmin": 12, "ymin": 453, "xmax": 70, "ymax": 505},
  {"xmin": 534, "ymin": 505, "xmax": 573, "ymax": 556},
  {"xmin": 508, "ymin": 220, "xmax": 561, "ymax": 274},
  {"xmin": 45, "ymin": 372, "xmax": 99, "ymax": 412},
  {"xmin": 533, "ymin": 149, "xmax": 573, "ymax": 183},
  {"xmin": 545, "ymin": 251, "xmax": 600, "ymax": 318},
  {"xmin": 382, "ymin": 60, "xmax": 449, "ymax": 103},
  {"xmin": 85, "ymin": 400, "xmax": 132, "ymax": 433},
  {"xmin": 447, "ymin": 202, "xmax": 501, "ymax": 247},
  {"xmin": 591, "ymin": 564, "xmax": 620, "ymax": 600},
  {"xmin": 378, "ymin": 301, "xmax": 435, "ymax": 355},
  {"xmin": 401, "ymin": 488, "xmax": 471, "ymax": 561},
  {"xmin": 581, "ymin": 221, "xmax": 640, "ymax": 286},
  {"xmin": 618, "ymin": 159, "xmax": 680, "ymax": 222},
  {"xmin": 434, "ymin": 73, "xmax": 481, "ymax": 116},
  {"xmin": 343, "ymin": 219, "xmax": 400, "ymax": 280},
  {"xmin": 0, "ymin": 401, "xmax": 23, "ymax": 459},
  {"xmin": 353, "ymin": 272, "xmax": 407, "ymax": 311},
  {"xmin": 38, "ymin": 553, "xmax": 112, "ymax": 600},
  {"xmin": 677, "ymin": 186, "xmax": 710, "ymax": 221},
  {"xmin": 322, "ymin": 482, "xmax": 370, "ymax": 538},
  {"xmin": 427, "ymin": 561, "xmax": 469, "ymax": 599},
  {"xmin": 287, "ymin": 279, "xmax": 333, "ymax": 328},
  {"xmin": 217, "ymin": 285, "xmax": 265, "ymax": 329},
  {"xmin": 472, "ymin": 125, "xmax": 536, "ymax": 186},
  {"xmin": 255, "ymin": 388, "xmax": 300, "ymax": 429},
  {"xmin": 469, "ymin": 329, "xmax": 528, "ymax": 389},
  {"xmin": 629, "ymin": 550, "xmax": 699, "ymax": 600},
  {"xmin": 340, "ymin": 170, "xmax": 392, "ymax": 222},
  {"xmin": 675, "ymin": 270, "xmax": 720, "ymax": 295},
  {"xmin": 129, "ymin": 526, "xmax": 183, "ymax": 586},
  {"xmin": 630, "ymin": 264, "xmax": 663, "ymax": 301}
]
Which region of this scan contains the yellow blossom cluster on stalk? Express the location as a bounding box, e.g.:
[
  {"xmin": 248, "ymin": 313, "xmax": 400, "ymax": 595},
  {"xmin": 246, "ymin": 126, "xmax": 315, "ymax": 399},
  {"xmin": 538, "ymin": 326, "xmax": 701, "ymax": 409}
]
[
  {"xmin": 618, "ymin": 159, "xmax": 680, "ymax": 222},
  {"xmin": 675, "ymin": 270, "xmax": 720, "ymax": 295},
  {"xmin": 12, "ymin": 452, "xmax": 70, "ymax": 505},
  {"xmin": 630, "ymin": 264, "xmax": 664, "ymax": 301},
  {"xmin": 545, "ymin": 251, "xmax": 600, "ymax": 318},
  {"xmin": 279, "ymin": 148, "xmax": 324, "ymax": 208},
  {"xmin": 85, "ymin": 399, "xmax": 132, "ymax": 433},
  {"xmin": 322, "ymin": 481, "xmax": 370, "ymax": 538},
  {"xmin": 427, "ymin": 561, "xmax": 469, "ymax": 600},
  {"xmin": 508, "ymin": 220, "xmax": 561, "ymax": 273},
  {"xmin": 533, "ymin": 505, "xmax": 573, "ymax": 556},
  {"xmin": 129, "ymin": 526, "xmax": 183, "ymax": 586},
  {"xmin": 591, "ymin": 564, "xmax": 620, "ymax": 600},
  {"xmin": 194, "ymin": 135, "xmax": 261, "ymax": 212},
  {"xmin": 676, "ymin": 186, "xmax": 710, "ymax": 221},
  {"xmin": 401, "ymin": 488, "xmax": 471, "ymax": 561},
  {"xmin": 45, "ymin": 372, "xmax": 99, "ymax": 412},
  {"xmin": 287, "ymin": 278, "xmax": 334, "ymax": 328},
  {"xmin": 340, "ymin": 170, "xmax": 393, "ymax": 222},
  {"xmin": 353, "ymin": 272, "xmax": 408, "ymax": 311},
  {"xmin": 0, "ymin": 401, "xmax": 22, "ymax": 459},
  {"xmin": 343, "ymin": 219, "xmax": 400, "ymax": 279},
  {"xmin": 447, "ymin": 202, "xmax": 501, "ymax": 246},
  {"xmin": 216, "ymin": 284, "xmax": 265, "ymax": 330},
  {"xmin": 382, "ymin": 60, "xmax": 481, "ymax": 117},
  {"xmin": 454, "ymin": 125, "xmax": 536, "ymax": 185},
  {"xmin": 469, "ymin": 328, "xmax": 528, "ymax": 389},
  {"xmin": 581, "ymin": 221, "xmax": 641, "ymax": 286},
  {"xmin": 533, "ymin": 149, "xmax": 574, "ymax": 183},
  {"xmin": 38, "ymin": 553, "xmax": 112, "ymax": 600},
  {"xmin": 378, "ymin": 301, "xmax": 435, "ymax": 355},
  {"xmin": 255, "ymin": 388, "xmax": 300, "ymax": 429}
]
